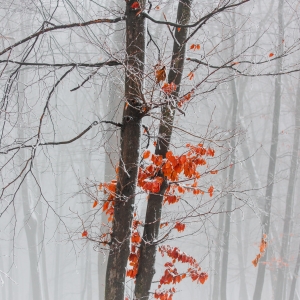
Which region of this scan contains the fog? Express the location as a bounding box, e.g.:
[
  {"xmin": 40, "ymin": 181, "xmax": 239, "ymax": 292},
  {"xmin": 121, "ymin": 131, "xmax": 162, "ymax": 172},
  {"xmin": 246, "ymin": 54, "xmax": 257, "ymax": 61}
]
[{"xmin": 0, "ymin": 0, "xmax": 300, "ymax": 299}]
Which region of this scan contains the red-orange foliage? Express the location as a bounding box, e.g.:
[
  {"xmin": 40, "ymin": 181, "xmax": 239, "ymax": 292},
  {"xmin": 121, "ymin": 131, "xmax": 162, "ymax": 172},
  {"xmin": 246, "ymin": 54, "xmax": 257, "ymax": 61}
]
[
  {"xmin": 154, "ymin": 245, "xmax": 208, "ymax": 297},
  {"xmin": 162, "ymin": 82, "xmax": 177, "ymax": 94},
  {"xmin": 174, "ymin": 222, "xmax": 185, "ymax": 232},
  {"xmin": 252, "ymin": 234, "xmax": 268, "ymax": 267}
]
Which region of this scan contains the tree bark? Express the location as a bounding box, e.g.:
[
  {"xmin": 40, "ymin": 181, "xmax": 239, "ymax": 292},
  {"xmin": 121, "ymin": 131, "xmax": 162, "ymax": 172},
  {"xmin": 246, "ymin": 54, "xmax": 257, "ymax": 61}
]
[
  {"xmin": 134, "ymin": 1, "xmax": 192, "ymax": 299},
  {"xmin": 105, "ymin": 1, "xmax": 146, "ymax": 299},
  {"xmin": 253, "ymin": 1, "xmax": 284, "ymax": 299}
]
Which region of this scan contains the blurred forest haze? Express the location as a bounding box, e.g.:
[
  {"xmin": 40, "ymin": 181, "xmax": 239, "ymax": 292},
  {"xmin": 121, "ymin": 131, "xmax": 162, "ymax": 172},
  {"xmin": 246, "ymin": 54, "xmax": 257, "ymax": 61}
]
[{"xmin": 1, "ymin": 0, "xmax": 300, "ymax": 299}]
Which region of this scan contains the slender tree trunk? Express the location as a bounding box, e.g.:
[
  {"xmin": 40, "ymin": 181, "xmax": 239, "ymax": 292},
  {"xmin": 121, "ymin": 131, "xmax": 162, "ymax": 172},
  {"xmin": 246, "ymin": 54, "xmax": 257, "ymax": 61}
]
[
  {"xmin": 105, "ymin": 2, "xmax": 146, "ymax": 299},
  {"xmin": 99, "ymin": 22, "xmax": 123, "ymax": 299},
  {"xmin": 275, "ymin": 75, "xmax": 300, "ymax": 300},
  {"xmin": 212, "ymin": 199, "xmax": 225, "ymax": 300},
  {"xmin": 220, "ymin": 77, "xmax": 239, "ymax": 300},
  {"xmin": 275, "ymin": 78, "xmax": 300, "ymax": 300},
  {"xmin": 134, "ymin": 1, "xmax": 192, "ymax": 299},
  {"xmin": 289, "ymin": 240, "xmax": 300, "ymax": 300},
  {"xmin": 253, "ymin": 1, "xmax": 284, "ymax": 299}
]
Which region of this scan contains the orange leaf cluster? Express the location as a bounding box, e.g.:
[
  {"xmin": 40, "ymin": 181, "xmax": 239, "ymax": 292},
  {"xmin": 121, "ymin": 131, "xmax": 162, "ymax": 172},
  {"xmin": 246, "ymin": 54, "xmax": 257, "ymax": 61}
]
[
  {"xmin": 174, "ymin": 222, "xmax": 185, "ymax": 232},
  {"xmin": 155, "ymin": 245, "xmax": 208, "ymax": 297},
  {"xmin": 190, "ymin": 44, "xmax": 200, "ymax": 50},
  {"xmin": 154, "ymin": 288, "xmax": 176, "ymax": 300},
  {"xmin": 127, "ymin": 217, "xmax": 143, "ymax": 279},
  {"xmin": 142, "ymin": 177, "xmax": 163, "ymax": 193},
  {"xmin": 162, "ymin": 82, "xmax": 177, "ymax": 94},
  {"xmin": 159, "ymin": 245, "xmax": 200, "ymax": 268},
  {"xmin": 82, "ymin": 230, "xmax": 88, "ymax": 237},
  {"xmin": 178, "ymin": 92, "xmax": 192, "ymax": 108},
  {"xmin": 99, "ymin": 179, "xmax": 117, "ymax": 222},
  {"xmin": 138, "ymin": 143, "xmax": 217, "ymax": 208},
  {"xmin": 159, "ymin": 263, "xmax": 186, "ymax": 285},
  {"xmin": 252, "ymin": 234, "xmax": 268, "ymax": 267}
]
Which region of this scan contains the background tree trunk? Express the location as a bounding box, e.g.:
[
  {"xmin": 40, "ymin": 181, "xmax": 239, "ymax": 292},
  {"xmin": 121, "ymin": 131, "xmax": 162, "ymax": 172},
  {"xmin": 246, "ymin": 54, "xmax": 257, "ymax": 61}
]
[
  {"xmin": 253, "ymin": 1, "xmax": 284, "ymax": 299},
  {"xmin": 275, "ymin": 75, "xmax": 300, "ymax": 300},
  {"xmin": 220, "ymin": 77, "xmax": 239, "ymax": 300}
]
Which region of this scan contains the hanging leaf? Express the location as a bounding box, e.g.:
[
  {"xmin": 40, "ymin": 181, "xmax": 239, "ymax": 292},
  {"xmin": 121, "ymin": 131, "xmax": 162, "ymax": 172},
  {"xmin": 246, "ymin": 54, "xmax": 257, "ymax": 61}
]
[
  {"xmin": 188, "ymin": 72, "xmax": 194, "ymax": 80},
  {"xmin": 155, "ymin": 66, "xmax": 166, "ymax": 83},
  {"xmin": 269, "ymin": 52, "xmax": 274, "ymax": 57},
  {"xmin": 92, "ymin": 200, "xmax": 98, "ymax": 208},
  {"xmin": 143, "ymin": 150, "xmax": 151, "ymax": 159},
  {"xmin": 82, "ymin": 230, "xmax": 88, "ymax": 237}
]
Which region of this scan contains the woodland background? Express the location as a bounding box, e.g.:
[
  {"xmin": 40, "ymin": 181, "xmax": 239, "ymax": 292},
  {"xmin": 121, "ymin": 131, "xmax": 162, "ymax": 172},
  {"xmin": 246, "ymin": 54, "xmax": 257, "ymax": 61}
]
[{"xmin": 0, "ymin": 0, "xmax": 300, "ymax": 299}]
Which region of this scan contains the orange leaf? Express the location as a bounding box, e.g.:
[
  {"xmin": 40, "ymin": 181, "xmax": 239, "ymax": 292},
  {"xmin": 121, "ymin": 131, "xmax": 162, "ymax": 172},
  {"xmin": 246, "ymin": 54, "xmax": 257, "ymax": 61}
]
[
  {"xmin": 143, "ymin": 150, "xmax": 151, "ymax": 159},
  {"xmin": 82, "ymin": 230, "xmax": 88, "ymax": 237},
  {"xmin": 269, "ymin": 52, "xmax": 274, "ymax": 57},
  {"xmin": 208, "ymin": 186, "xmax": 214, "ymax": 197},
  {"xmin": 252, "ymin": 253, "xmax": 261, "ymax": 267},
  {"xmin": 177, "ymin": 27, "xmax": 181, "ymax": 32},
  {"xmin": 103, "ymin": 201, "xmax": 109, "ymax": 212},
  {"xmin": 210, "ymin": 170, "xmax": 218, "ymax": 174},
  {"xmin": 160, "ymin": 222, "xmax": 169, "ymax": 229},
  {"xmin": 92, "ymin": 200, "xmax": 98, "ymax": 208},
  {"xmin": 199, "ymin": 272, "xmax": 208, "ymax": 284},
  {"xmin": 190, "ymin": 44, "xmax": 195, "ymax": 50},
  {"xmin": 153, "ymin": 141, "xmax": 157, "ymax": 146},
  {"xmin": 131, "ymin": 1, "xmax": 140, "ymax": 9},
  {"xmin": 174, "ymin": 222, "xmax": 186, "ymax": 232},
  {"xmin": 155, "ymin": 66, "xmax": 166, "ymax": 84},
  {"xmin": 188, "ymin": 72, "xmax": 194, "ymax": 80}
]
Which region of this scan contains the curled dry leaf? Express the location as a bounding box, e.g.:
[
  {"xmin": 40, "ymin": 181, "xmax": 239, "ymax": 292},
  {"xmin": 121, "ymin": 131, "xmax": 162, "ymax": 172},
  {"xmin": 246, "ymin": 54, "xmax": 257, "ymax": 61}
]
[{"xmin": 155, "ymin": 66, "xmax": 166, "ymax": 83}]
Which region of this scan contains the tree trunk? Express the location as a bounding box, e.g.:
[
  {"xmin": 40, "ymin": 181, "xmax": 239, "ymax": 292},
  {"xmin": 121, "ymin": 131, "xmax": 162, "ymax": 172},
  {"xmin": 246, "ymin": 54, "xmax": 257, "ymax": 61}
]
[
  {"xmin": 220, "ymin": 77, "xmax": 239, "ymax": 300},
  {"xmin": 99, "ymin": 21, "xmax": 124, "ymax": 299},
  {"xmin": 253, "ymin": 1, "xmax": 284, "ymax": 299},
  {"xmin": 134, "ymin": 1, "xmax": 192, "ymax": 299},
  {"xmin": 105, "ymin": 1, "xmax": 146, "ymax": 299},
  {"xmin": 275, "ymin": 75, "xmax": 300, "ymax": 300},
  {"xmin": 289, "ymin": 240, "xmax": 300, "ymax": 300}
]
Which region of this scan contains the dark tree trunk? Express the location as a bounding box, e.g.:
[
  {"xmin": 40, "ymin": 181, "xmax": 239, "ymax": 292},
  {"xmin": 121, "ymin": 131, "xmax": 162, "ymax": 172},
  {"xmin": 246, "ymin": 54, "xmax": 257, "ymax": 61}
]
[
  {"xmin": 253, "ymin": 1, "xmax": 284, "ymax": 299},
  {"xmin": 105, "ymin": 1, "xmax": 146, "ymax": 299},
  {"xmin": 134, "ymin": 1, "xmax": 192, "ymax": 299}
]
